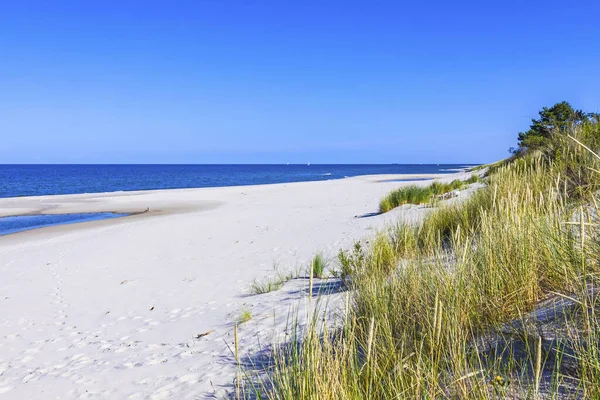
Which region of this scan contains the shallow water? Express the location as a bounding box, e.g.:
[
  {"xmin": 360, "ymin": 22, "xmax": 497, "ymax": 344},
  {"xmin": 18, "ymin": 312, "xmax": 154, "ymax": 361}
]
[
  {"xmin": 382, "ymin": 178, "xmax": 434, "ymax": 182},
  {"xmin": 0, "ymin": 213, "xmax": 129, "ymax": 236}
]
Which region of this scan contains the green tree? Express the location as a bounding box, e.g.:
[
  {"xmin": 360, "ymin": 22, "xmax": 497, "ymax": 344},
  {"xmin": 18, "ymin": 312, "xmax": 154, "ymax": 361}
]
[{"xmin": 517, "ymin": 101, "xmax": 588, "ymax": 151}]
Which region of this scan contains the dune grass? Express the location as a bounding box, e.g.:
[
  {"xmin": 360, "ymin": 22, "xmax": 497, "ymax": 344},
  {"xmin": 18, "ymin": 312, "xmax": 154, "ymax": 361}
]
[
  {"xmin": 249, "ymin": 276, "xmax": 286, "ymax": 295},
  {"xmin": 465, "ymin": 173, "xmax": 480, "ymax": 184},
  {"xmin": 243, "ymin": 121, "xmax": 600, "ymax": 399},
  {"xmin": 238, "ymin": 308, "xmax": 252, "ymax": 324},
  {"xmin": 250, "ymin": 265, "xmax": 299, "ymax": 295},
  {"xmin": 379, "ymin": 177, "xmax": 477, "ymax": 213},
  {"xmin": 311, "ymin": 253, "xmax": 326, "ymax": 279}
]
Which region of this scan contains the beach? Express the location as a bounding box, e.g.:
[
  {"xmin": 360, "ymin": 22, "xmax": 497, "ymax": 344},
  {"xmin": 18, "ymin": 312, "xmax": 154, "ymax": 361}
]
[{"xmin": 0, "ymin": 172, "xmax": 476, "ymax": 399}]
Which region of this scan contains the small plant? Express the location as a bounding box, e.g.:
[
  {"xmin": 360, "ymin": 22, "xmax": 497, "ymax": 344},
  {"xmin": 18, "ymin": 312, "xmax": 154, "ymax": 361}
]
[
  {"xmin": 238, "ymin": 308, "xmax": 252, "ymax": 324},
  {"xmin": 250, "ymin": 276, "xmax": 285, "ymax": 294},
  {"xmin": 249, "ymin": 265, "xmax": 298, "ymax": 295},
  {"xmin": 466, "ymin": 174, "xmax": 480, "ymax": 184},
  {"xmin": 333, "ymin": 242, "xmax": 368, "ymax": 287},
  {"xmin": 311, "ymin": 253, "xmax": 326, "ymax": 279}
]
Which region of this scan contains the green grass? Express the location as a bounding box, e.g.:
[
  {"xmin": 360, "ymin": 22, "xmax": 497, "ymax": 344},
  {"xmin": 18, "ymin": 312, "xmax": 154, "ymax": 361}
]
[
  {"xmin": 311, "ymin": 253, "xmax": 326, "ymax": 279},
  {"xmin": 249, "ymin": 276, "xmax": 286, "ymax": 294},
  {"xmin": 335, "ymin": 242, "xmax": 365, "ymax": 284},
  {"xmin": 250, "ymin": 270, "xmax": 297, "ymax": 295},
  {"xmin": 238, "ymin": 308, "xmax": 252, "ymax": 324},
  {"xmin": 249, "ymin": 265, "xmax": 299, "ymax": 295},
  {"xmin": 465, "ymin": 173, "xmax": 480, "ymax": 184},
  {"xmin": 379, "ymin": 177, "xmax": 478, "ymax": 213},
  {"xmin": 243, "ymin": 121, "xmax": 600, "ymax": 399}
]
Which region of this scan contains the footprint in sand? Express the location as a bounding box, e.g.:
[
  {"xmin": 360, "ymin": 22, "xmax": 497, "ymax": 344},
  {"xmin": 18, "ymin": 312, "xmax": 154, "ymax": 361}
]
[
  {"xmin": 121, "ymin": 361, "xmax": 142, "ymax": 369},
  {"xmin": 145, "ymin": 358, "xmax": 164, "ymax": 366},
  {"xmin": 4, "ymin": 333, "xmax": 20, "ymax": 340},
  {"xmin": 22, "ymin": 373, "xmax": 39, "ymax": 383}
]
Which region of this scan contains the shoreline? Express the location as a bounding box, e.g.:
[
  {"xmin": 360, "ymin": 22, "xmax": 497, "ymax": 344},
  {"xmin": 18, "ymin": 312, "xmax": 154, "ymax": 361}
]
[
  {"xmin": 0, "ymin": 173, "xmax": 457, "ymax": 240},
  {"xmin": 0, "ymin": 172, "xmax": 453, "ymax": 219},
  {"xmin": 0, "ymin": 169, "xmax": 470, "ymax": 204},
  {"xmin": 0, "ymin": 171, "xmax": 476, "ymax": 398}
]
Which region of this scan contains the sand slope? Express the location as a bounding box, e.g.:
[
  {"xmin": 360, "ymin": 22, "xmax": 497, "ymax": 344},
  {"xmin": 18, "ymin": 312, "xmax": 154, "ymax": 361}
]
[{"xmin": 0, "ymin": 172, "xmax": 475, "ymax": 399}]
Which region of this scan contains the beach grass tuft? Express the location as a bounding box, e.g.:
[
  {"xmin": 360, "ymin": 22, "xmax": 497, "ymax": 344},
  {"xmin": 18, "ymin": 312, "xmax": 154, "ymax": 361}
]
[
  {"xmin": 310, "ymin": 253, "xmax": 326, "ymax": 279},
  {"xmin": 249, "ymin": 276, "xmax": 285, "ymax": 295},
  {"xmin": 238, "ymin": 308, "xmax": 252, "ymax": 324},
  {"xmin": 249, "ymin": 265, "xmax": 298, "ymax": 295},
  {"xmin": 379, "ymin": 176, "xmax": 479, "ymax": 213}
]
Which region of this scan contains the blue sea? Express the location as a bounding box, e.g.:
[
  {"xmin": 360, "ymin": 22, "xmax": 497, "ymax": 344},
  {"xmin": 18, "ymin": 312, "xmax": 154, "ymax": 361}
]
[
  {"xmin": 0, "ymin": 164, "xmax": 475, "ymax": 235},
  {"xmin": 0, "ymin": 164, "xmax": 474, "ymax": 199}
]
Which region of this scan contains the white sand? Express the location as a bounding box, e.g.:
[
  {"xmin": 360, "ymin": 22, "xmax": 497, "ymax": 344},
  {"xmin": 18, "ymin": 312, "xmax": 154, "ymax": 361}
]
[{"xmin": 0, "ymin": 172, "xmax": 478, "ymax": 399}]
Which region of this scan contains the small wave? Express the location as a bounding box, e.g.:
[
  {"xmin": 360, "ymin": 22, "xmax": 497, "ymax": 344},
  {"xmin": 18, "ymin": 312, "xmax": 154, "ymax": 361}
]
[
  {"xmin": 322, "ymin": 173, "xmax": 332, "ymax": 176},
  {"xmin": 439, "ymin": 168, "xmax": 463, "ymax": 172}
]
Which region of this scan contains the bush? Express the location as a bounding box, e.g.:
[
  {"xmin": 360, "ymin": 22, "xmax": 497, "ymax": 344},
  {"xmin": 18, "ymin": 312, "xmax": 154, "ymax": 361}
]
[{"xmin": 335, "ymin": 242, "xmax": 365, "ymax": 285}]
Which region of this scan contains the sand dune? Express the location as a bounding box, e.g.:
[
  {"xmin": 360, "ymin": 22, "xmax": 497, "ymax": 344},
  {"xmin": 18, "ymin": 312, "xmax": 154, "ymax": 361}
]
[{"xmin": 0, "ymin": 172, "xmax": 475, "ymax": 399}]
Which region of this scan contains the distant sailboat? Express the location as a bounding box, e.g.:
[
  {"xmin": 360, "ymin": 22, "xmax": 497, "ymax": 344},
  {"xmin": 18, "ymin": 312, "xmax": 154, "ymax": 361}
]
[
  {"xmin": 307, "ymin": 161, "xmax": 310, "ymax": 166},
  {"xmin": 287, "ymin": 162, "xmax": 290, "ymax": 166}
]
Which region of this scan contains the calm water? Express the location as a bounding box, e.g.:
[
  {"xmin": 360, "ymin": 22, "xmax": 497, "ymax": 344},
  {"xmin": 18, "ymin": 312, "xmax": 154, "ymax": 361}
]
[
  {"xmin": 384, "ymin": 178, "xmax": 434, "ymax": 182},
  {"xmin": 0, "ymin": 164, "xmax": 474, "ymax": 198},
  {"xmin": 0, "ymin": 213, "xmax": 129, "ymax": 236}
]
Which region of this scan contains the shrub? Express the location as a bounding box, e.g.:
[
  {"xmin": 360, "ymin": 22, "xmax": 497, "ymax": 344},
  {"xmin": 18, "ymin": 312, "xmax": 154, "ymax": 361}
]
[{"xmin": 335, "ymin": 242, "xmax": 366, "ymax": 285}]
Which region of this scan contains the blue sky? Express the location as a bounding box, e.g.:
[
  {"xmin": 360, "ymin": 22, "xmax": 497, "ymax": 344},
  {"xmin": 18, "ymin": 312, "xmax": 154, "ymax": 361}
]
[{"xmin": 1, "ymin": 1, "xmax": 599, "ymax": 164}]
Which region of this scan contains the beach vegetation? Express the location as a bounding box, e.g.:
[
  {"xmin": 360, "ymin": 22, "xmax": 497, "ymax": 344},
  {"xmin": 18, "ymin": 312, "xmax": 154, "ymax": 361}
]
[
  {"xmin": 310, "ymin": 253, "xmax": 326, "ymax": 279},
  {"xmin": 250, "ymin": 268, "xmax": 297, "ymax": 295},
  {"xmin": 334, "ymin": 242, "xmax": 365, "ymax": 285},
  {"xmin": 516, "ymin": 101, "xmax": 590, "ymax": 153},
  {"xmin": 465, "ymin": 173, "xmax": 479, "ymax": 184},
  {"xmin": 250, "ymin": 276, "xmax": 285, "ymax": 295},
  {"xmin": 379, "ymin": 177, "xmax": 479, "ymax": 213},
  {"xmin": 241, "ymin": 114, "xmax": 600, "ymax": 399},
  {"xmin": 238, "ymin": 308, "xmax": 252, "ymax": 324}
]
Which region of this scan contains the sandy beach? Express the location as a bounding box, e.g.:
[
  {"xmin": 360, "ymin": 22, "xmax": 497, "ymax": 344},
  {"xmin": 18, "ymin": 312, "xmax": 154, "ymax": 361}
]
[{"xmin": 0, "ymin": 172, "xmax": 476, "ymax": 399}]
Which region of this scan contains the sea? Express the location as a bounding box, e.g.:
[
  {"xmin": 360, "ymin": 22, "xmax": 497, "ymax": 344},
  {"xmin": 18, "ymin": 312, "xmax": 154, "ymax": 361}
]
[
  {"xmin": 0, "ymin": 164, "xmax": 475, "ymax": 199},
  {"xmin": 0, "ymin": 164, "xmax": 476, "ymax": 235}
]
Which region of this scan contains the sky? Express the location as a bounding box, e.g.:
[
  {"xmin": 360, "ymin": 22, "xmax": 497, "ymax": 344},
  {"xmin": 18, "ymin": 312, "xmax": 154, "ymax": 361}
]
[{"xmin": 1, "ymin": 0, "xmax": 599, "ymax": 164}]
